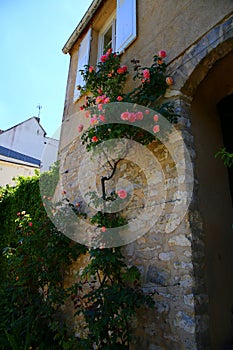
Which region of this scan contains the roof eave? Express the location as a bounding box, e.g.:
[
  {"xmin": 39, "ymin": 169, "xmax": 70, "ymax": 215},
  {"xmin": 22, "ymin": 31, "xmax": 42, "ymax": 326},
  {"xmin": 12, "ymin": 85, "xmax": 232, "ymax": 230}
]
[{"xmin": 62, "ymin": 0, "xmax": 104, "ymax": 54}]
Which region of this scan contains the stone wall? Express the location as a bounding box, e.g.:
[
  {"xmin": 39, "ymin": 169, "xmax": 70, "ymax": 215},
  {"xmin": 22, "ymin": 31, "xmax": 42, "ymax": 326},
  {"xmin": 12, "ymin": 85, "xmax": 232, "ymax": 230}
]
[
  {"xmin": 59, "ymin": 99, "xmax": 199, "ymax": 349},
  {"xmin": 59, "ymin": 1, "xmax": 233, "ymax": 348}
]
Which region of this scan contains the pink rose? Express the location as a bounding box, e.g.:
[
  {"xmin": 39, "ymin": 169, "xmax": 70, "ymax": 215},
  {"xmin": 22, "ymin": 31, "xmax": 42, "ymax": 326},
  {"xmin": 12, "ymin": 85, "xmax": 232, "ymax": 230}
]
[
  {"xmin": 96, "ymin": 95, "xmax": 103, "ymax": 104},
  {"xmin": 101, "ymin": 54, "xmax": 107, "ymax": 62},
  {"xmin": 106, "ymin": 49, "xmax": 112, "ymax": 59},
  {"xmin": 136, "ymin": 111, "xmax": 143, "ymax": 120},
  {"xmin": 98, "ymin": 104, "xmax": 103, "ymax": 110},
  {"xmin": 153, "ymin": 115, "xmax": 159, "ymax": 122},
  {"xmin": 128, "ymin": 113, "xmax": 136, "ymax": 122},
  {"xmin": 92, "ymin": 136, "xmax": 99, "ymax": 142},
  {"xmin": 143, "ymin": 69, "xmax": 150, "ymax": 80},
  {"xmin": 121, "ymin": 112, "xmax": 130, "ymax": 120},
  {"xmin": 145, "ymin": 109, "xmax": 150, "ymax": 115},
  {"xmin": 104, "ymin": 97, "xmax": 110, "ymax": 104},
  {"xmin": 89, "ymin": 66, "xmax": 94, "ymax": 73},
  {"xmin": 153, "ymin": 125, "xmax": 160, "ymax": 133},
  {"xmin": 101, "ymin": 226, "xmax": 106, "ymax": 232},
  {"xmin": 99, "ymin": 114, "xmax": 105, "ymax": 122},
  {"xmin": 117, "ymin": 67, "xmax": 125, "ymax": 74},
  {"xmin": 158, "ymin": 50, "xmax": 166, "ymax": 58},
  {"xmin": 28, "ymin": 222, "xmax": 33, "ymax": 227},
  {"xmin": 90, "ymin": 116, "xmax": 98, "ymax": 125},
  {"xmin": 118, "ymin": 189, "xmax": 127, "ymax": 199},
  {"xmin": 77, "ymin": 124, "xmax": 84, "ymax": 132},
  {"xmin": 117, "ymin": 96, "xmax": 123, "ymax": 101},
  {"xmin": 85, "ymin": 111, "xmax": 90, "ymax": 118},
  {"xmin": 166, "ymin": 77, "xmax": 173, "ymax": 85},
  {"xmin": 17, "ymin": 212, "xmax": 21, "ymax": 216}
]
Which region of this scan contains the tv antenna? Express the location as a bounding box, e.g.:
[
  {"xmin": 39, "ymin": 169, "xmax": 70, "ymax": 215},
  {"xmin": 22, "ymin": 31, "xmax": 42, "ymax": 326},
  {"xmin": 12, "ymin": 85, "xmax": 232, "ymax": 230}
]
[{"xmin": 36, "ymin": 104, "xmax": 42, "ymax": 118}]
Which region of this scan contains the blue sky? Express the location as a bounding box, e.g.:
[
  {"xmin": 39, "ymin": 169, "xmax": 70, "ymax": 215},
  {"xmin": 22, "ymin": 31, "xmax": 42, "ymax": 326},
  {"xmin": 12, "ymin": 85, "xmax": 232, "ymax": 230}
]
[{"xmin": 0, "ymin": 0, "xmax": 93, "ymax": 137}]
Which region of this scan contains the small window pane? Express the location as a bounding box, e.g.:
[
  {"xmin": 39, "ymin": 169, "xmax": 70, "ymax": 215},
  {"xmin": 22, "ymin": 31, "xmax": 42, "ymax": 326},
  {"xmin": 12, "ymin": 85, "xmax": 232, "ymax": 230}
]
[{"xmin": 103, "ymin": 25, "xmax": 113, "ymax": 51}]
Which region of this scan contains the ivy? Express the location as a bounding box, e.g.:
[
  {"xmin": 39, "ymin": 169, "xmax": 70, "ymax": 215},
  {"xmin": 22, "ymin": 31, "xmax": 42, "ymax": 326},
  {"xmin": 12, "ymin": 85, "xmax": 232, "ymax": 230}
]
[
  {"xmin": 0, "ymin": 166, "xmax": 86, "ymax": 349},
  {"xmin": 0, "ymin": 166, "xmax": 152, "ymax": 349},
  {"xmin": 215, "ymin": 147, "xmax": 233, "ymax": 168}
]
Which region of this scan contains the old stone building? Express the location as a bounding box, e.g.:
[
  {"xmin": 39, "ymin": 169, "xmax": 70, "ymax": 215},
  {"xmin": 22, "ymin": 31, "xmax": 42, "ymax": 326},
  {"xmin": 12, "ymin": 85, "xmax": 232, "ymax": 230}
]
[{"xmin": 59, "ymin": 1, "xmax": 233, "ymax": 349}]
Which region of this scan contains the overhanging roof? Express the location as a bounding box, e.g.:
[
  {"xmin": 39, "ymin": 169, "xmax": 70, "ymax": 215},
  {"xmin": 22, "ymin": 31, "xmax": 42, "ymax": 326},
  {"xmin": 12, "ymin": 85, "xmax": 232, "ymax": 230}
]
[
  {"xmin": 62, "ymin": 0, "xmax": 104, "ymax": 54},
  {"xmin": 0, "ymin": 146, "xmax": 41, "ymax": 167}
]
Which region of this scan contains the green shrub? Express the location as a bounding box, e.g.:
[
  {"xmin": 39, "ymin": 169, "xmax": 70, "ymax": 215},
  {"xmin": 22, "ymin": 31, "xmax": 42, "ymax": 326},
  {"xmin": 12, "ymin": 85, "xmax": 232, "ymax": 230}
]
[{"xmin": 0, "ymin": 167, "xmax": 85, "ymax": 349}]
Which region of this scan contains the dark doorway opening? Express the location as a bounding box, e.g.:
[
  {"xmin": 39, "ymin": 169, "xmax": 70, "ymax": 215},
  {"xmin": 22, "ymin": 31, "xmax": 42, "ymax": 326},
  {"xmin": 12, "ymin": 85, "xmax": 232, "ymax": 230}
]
[{"xmin": 217, "ymin": 94, "xmax": 233, "ymax": 205}]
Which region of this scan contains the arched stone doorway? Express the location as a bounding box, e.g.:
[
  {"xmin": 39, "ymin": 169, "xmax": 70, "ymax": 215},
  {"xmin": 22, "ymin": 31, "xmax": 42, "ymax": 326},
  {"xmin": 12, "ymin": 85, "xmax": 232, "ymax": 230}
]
[
  {"xmin": 191, "ymin": 50, "xmax": 233, "ymax": 349},
  {"xmin": 167, "ymin": 16, "xmax": 233, "ymax": 347},
  {"xmin": 167, "ymin": 16, "xmax": 233, "ymax": 350}
]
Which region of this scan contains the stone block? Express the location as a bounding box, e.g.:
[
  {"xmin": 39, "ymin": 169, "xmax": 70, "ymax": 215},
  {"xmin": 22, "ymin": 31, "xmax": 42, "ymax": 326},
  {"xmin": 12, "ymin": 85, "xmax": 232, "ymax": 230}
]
[
  {"xmin": 174, "ymin": 311, "xmax": 195, "ymax": 334},
  {"xmin": 146, "ymin": 265, "xmax": 170, "ymax": 285},
  {"xmin": 184, "ymin": 294, "xmax": 195, "ymax": 307},
  {"xmin": 158, "ymin": 251, "xmax": 175, "ymax": 261},
  {"xmin": 168, "ymin": 234, "xmax": 191, "ymax": 247}
]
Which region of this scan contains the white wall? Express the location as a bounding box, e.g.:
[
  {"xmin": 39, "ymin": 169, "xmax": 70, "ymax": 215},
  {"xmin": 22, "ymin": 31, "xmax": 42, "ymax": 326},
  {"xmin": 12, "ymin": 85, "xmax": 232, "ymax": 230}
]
[
  {"xmin": 0, "ymin": 117, "xmax": 59, "ymax": 171},
  {"xmin": 0, "ymin": 118, "xmax": 45, "ymax": 159},
  {"xmin": 0, "ymin": 160, "xmax": 38, "ymax": 187},
  {"xmin": 41, "ymin": 137, "xmax": 59, "ymax": 172}
]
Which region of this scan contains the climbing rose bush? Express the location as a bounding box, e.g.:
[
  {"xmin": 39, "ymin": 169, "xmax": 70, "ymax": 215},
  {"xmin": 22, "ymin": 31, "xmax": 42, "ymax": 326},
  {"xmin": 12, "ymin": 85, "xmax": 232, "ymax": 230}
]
[
  {"xmin": 62, "ymin": 49, "xmax": 177, "ymax": 349},
  {"xmin": 77, "ymin": 49, "xmax": 176, "ymax": 151}
]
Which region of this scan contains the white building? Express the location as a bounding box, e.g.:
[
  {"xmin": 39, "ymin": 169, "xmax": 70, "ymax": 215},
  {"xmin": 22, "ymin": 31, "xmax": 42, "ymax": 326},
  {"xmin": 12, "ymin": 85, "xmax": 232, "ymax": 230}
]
[{"xmin": 0, "ymin": 117, "xmax": 59, "ymax": 186}]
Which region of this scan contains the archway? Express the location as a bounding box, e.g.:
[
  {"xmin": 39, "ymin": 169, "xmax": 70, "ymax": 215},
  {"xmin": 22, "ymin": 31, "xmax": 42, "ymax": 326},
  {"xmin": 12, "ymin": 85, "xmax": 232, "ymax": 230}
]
[{"xmin": 191, "ymin": 51, "xmax": 233, "ymax": 349}]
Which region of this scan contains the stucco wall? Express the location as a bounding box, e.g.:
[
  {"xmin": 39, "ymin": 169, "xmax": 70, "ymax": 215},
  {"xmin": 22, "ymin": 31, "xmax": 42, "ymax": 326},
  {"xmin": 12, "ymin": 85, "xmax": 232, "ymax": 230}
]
[
  {"xmin": 0, "ymin": 160, "xmax": 38, "ymax": 187},
  {"xmin": 0, "ymin": 118, "xmax": 59, "ymax": 172},
  {"xmin": 0, "ymin": 118, "xmax": 46, "ymax": 159},
  {"xmin": 62, "ymin": 0, "xmax": 233, "ymax": 122}
]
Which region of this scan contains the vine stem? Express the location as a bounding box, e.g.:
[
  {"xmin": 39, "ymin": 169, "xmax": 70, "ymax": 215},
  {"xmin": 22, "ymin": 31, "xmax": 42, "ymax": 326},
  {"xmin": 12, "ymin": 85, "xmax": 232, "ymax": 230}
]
[{"xmin": 101, "ymin": 158, "xmax": 122, "ymax": 213}]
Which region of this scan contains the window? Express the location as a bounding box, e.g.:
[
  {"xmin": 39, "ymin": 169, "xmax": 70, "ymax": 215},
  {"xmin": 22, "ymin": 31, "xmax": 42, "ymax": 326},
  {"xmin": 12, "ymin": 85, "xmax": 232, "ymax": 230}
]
[
  {"xmin": 73, "ymin": 28, "xmax": 92, "ymax": 102},
  {"xmin": 98, "ymin": 0, "xmax": 136, "ymax": 58},
  {"xmin": 98, "ymin": 12, "xmax": 116, "ymax": 61},
  {"xmin": 73, "ymin": 0, "xmax": 137, "ymax": 101}
]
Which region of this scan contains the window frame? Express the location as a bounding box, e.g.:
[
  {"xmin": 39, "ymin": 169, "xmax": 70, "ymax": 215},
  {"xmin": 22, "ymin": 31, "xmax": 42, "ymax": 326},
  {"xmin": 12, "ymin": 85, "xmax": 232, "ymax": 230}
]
[{"xmin": 97, "ymin": 11, "xmax": 116, "ymax": 62}]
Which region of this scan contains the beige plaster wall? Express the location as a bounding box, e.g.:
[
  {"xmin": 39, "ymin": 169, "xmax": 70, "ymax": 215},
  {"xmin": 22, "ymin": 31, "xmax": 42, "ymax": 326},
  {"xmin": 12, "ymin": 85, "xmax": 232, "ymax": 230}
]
[
  {"xmin": 0, "ymin": 160, "xmax": 38, "ymax": 187},
  {"xmin": 62, "ymin": 0, "xmax": 233, "ymax": 123}
]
